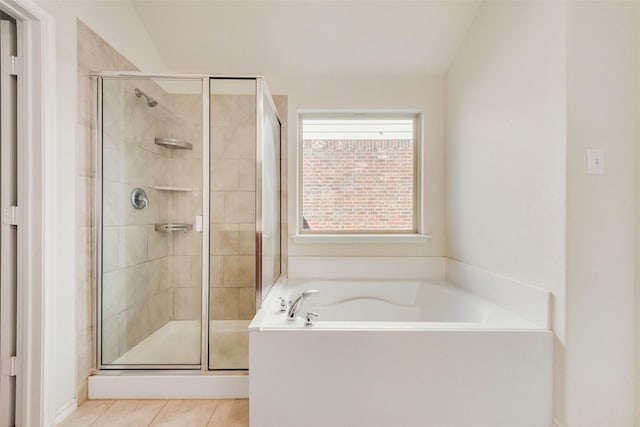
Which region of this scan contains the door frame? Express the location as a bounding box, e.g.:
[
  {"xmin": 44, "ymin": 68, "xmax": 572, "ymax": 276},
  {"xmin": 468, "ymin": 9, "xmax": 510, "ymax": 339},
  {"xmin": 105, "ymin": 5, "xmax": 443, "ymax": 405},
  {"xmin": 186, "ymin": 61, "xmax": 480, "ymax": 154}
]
[{"xmin": 0, "ymin": 1, "xmax": 55, "ymax": 426}]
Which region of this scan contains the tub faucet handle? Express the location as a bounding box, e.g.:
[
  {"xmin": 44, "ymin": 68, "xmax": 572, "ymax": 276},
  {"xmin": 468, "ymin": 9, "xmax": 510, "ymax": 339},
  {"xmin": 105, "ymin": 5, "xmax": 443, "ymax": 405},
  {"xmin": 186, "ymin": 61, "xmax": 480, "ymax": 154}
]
[
  {"xmin": 305, "ymin": 312, "xmax": 319, "ymax": 326},
  {"xmin": 279, "ymin": 297, "xmax": 288, "ymax": 313},
  {"xmin": 287, "ymin": 289, "xmax": 320, "ymax": 320}
]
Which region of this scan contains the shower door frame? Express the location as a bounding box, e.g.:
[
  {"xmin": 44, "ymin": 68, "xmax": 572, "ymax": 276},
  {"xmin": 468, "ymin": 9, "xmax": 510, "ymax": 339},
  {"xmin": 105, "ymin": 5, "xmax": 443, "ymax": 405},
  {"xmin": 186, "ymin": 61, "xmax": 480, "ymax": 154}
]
[{"xmin": 94, "ymin": 73, "xmax": 280, "ymax": 372}]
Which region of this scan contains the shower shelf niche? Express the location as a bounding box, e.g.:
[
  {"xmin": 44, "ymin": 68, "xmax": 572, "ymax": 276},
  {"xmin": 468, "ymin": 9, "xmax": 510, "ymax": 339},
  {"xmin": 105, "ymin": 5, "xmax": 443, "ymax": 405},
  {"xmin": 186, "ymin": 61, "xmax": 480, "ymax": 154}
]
[
  {"xmin": 154, "ymin": 223, "xmax": 193, "ymax": 233},
  {"xmin": 154, "ymin": 186, "xmax": 193, "ymax": 192},
  {"xmin": 154, "ymin": 137, "xmax": 193, "ymax": 150}
]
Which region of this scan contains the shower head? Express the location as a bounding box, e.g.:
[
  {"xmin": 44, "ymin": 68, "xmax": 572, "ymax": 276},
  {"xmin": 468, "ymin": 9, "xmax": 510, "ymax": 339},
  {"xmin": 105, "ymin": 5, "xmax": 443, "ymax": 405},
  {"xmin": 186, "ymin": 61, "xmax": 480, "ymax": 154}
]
[{"xmin": 134, "ymin": 88, "xmax": 158, "ymax": 107}]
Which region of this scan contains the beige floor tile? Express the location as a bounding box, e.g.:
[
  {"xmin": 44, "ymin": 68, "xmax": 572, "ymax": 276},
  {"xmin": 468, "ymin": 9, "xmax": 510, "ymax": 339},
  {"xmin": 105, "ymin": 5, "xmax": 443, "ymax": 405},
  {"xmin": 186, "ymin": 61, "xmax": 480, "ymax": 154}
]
[
  {"xmin": 150, "ymin": 399, "xmax": 219, "ymax": 427},
  {"xmin": 207, "ymin": 399, "xmax": 249, "ymax": 427},
  {"xmin": 92, "ymin": 400, "xmax": 167, "ymax": 427},
  {"xmin": 57, "ymin": 400, "xmax": 115, "ymax": 427}
]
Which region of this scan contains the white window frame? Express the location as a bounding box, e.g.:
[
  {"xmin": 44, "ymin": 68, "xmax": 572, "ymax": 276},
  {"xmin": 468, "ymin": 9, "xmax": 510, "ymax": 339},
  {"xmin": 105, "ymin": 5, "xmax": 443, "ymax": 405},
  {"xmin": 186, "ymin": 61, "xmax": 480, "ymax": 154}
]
[{"xmin": 297, "ymin": 111, "xmax": 424, "ymax": 239}]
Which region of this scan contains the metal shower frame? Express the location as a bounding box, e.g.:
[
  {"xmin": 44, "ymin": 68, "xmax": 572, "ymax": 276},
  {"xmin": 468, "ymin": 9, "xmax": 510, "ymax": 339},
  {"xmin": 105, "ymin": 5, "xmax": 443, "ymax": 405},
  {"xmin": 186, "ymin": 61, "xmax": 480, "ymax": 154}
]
[{"xmin": 93, "ymin": 73, "xmax": 282, "ymax": 372}]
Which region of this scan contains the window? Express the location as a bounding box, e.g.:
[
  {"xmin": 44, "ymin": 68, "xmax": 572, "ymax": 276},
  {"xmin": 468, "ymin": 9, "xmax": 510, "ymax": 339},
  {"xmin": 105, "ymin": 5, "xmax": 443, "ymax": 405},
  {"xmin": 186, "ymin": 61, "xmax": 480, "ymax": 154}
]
[{"xmin": 299, "ymin": 113, "xmax": 420, "ymax": 234}]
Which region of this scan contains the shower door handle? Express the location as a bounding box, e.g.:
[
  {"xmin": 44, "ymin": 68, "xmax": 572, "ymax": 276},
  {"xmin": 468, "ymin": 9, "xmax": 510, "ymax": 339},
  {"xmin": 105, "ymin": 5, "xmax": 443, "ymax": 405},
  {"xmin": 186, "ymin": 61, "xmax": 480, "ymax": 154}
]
[{"xmin": 195, "ymin": 215, "xmax": 203, "ymax": 233}]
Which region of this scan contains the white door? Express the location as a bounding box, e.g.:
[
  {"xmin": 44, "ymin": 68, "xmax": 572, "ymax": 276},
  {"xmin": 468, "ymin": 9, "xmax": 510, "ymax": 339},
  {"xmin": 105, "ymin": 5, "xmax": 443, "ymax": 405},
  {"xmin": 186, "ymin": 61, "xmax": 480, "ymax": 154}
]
[{"xmin": 0, "ymin": 17, "xmax": 18, "ymax": 427}]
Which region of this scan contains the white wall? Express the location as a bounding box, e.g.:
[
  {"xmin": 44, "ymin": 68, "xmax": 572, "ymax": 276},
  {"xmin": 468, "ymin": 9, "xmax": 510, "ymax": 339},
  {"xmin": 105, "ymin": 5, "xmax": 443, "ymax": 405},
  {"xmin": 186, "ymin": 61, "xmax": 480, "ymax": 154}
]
[
  {"xmin": 446, "ymin": 4, "xmax": 567, "ymax": 420},
  {"xmin": 448, "ymin": 1, "xmax": 639, "ymax": 426},
  {"xmin": 565, "ymin": 2, "xmax": 638, "ymax": 426},
  {"xmin": 274, "ymin": 74, "xmax": 446, "ymax": 258},
  {"xmin": 33, "ymin": 1, "xmax": 166, "ymax": 422},
  {"xmin": 447, "ymin": 0, "xmax": 566, "ymax": 335}
]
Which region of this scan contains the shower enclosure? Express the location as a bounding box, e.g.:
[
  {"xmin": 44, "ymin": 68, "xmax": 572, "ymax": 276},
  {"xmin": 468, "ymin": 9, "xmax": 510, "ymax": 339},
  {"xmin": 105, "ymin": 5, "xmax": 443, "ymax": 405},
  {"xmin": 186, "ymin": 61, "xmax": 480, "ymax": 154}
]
[{"xmin": 96, "ymin": 74, "xmax": 281, "ymax": 371}]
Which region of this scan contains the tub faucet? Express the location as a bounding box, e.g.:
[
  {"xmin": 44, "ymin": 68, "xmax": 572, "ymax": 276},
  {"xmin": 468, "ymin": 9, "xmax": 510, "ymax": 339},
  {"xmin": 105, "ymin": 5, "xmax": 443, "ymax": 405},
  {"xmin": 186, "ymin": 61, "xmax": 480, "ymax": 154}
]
[{"xmin": 287, "ymin": 290, "xmax": 319, "ymax": 320}]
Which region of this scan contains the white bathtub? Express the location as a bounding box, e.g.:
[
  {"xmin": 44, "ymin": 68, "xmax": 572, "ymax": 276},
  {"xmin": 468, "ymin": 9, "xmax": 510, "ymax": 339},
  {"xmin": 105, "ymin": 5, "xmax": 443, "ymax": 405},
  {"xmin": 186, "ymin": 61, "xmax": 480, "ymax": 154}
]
[{"xmin": 249, "ymin": 277, "xmax": 553, "ymax": 427}]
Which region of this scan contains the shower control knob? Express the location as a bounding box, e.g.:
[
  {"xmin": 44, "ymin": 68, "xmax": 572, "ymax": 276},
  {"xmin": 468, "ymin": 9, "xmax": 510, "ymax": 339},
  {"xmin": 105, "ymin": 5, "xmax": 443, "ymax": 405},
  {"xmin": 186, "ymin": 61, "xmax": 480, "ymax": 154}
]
[{"xmin": 130, "ymin": 188, "xmax": 149, "ymax": 210}]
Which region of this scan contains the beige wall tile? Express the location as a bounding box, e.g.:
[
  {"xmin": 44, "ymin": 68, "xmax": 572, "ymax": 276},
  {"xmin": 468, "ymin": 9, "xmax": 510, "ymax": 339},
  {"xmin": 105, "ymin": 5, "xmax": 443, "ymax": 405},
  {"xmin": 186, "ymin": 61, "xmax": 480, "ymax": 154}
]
[
  {"xmin": 148, "ymin": 290, "xmax": 171, "ymax": 334},
  {"xmin": 210, "ymin": 288, "xmax": 239, "ymax": 320},
  {"xmin": 76, "ymin": 326, "xmax": 92, "ymax": 392},
  {"xmin": 76, "ymin": 278, "xmax": 92, "ymax": 340},
  {"xmin": 76, "ymin": 226, "xmax": 93, "ymax": 285},
  {"xmin": 238, "ymin": 287, "xmax": 256, "ymax": 320},
  {"xmin": 191, "ymin": 255, "xmax": 203, "ymax": 286},
  {"xmin": 238, "ymin": 224, "xmax": 255, "ymax": 255},
  {"xmin": 211, "ymin": 191, "xmax": 225, "ymax": 223},
  {"xmin": 77, "ymin": 72, "xmax": 97, "ymax": 128},
  {"xmin": 222, "ymin": 126, "xmax": 255, "ymax": 160},
  {"xmin": 102, "ymin": 269, "xmax": 127, "ymax": 318},
  {"xmin": 159, "ymin": 257, "xmax": 170, "ymax": 289},
  {"xmin": 211, "ymin": 256, "xmax": 223, "ymax": 287},
  {"xmin": 122, "ymin": 302, "xmax": 149, "ymax": 351},
  {"xmin": 77, "ymin": 21, "xmax": 119, "ymax": 74},
  {"xmin": 76, "ymin": 124, "xmax": 95, "ymax": 177},
  {"xmin": 237, "ymin": 95, "xmax": 256, "ymax": 126},
  {"xmin": 211, "ymin": 158, "xmax": 239, "ymax": 191},
  {"xmin": 102, "ymin": 180, "xmax": 125, "ymax": 227},
  {"xmin": 102, "ymin": 226, "xmax": 119, "ymax": 273},
  {"xmin": 101, "ymin": 314, "xmax": 120, "ymax": 364},
  {"xmin": 171, "ymin": 255, "xmax": 192, "ymax": 287},
  {"xmin": 224, "ymin": 192, "xmax": 255, "ymax": 223},
  {"xmin": 237, "ymin": 159, "xmax": 255, "ymax": 192},
  {"xmin": 173, "ymin": 231, "xmax": 202, "ymax": 256},
  {"xmin": 76, "ymin": 176, "xmax": 93, "ymax": 228},
  {"xmin": 147, "ymin": 225, "xmax": 169, "ymax": 260},
  {"xmin": 223, "ymin": 256, "xmax": 255, "ymax": 288},
  {"xmin": 211, "ymin": 224, "xmax": 239, "ymax": 256},
  {"xmin": 212, "ymin": 95, "xmax": 237, "ymax": 126},
  {"xmin": 173, "ymin": 287, "xmax": 201, "ymax": 320},
  {"xmin": 118, "ymin": 226, "xmax": 148, "ymax": 268}
]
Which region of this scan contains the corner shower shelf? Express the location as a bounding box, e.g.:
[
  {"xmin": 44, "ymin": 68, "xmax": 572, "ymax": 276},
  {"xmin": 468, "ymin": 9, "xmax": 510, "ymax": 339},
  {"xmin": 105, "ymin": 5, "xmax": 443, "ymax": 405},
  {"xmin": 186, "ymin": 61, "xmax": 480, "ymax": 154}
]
[
  {"xmin": 154, "ymin": 186, "xmax": 193, "ymax": 192},
  {"xmin": 154, "ymin": 223, "xmax": 192, "ymax": 233},
  {"xmin": 154, "ymin": 137, "xmax": 193, "ymax": 150}
]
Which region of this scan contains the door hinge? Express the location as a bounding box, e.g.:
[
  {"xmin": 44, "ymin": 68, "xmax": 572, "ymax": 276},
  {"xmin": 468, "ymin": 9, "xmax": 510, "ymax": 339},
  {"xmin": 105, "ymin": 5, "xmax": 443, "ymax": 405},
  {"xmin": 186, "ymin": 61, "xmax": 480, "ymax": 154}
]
[
  {"xmin": 3, "ymin": 205, "xmax": 18, "ymax": 225},
  {"xmin": 9, "ymin": 55, "xmax": 19, "ymax": 76},
  {"xmin": 2, "ymin": 356, "xmax": 17, "ymax": 377}
]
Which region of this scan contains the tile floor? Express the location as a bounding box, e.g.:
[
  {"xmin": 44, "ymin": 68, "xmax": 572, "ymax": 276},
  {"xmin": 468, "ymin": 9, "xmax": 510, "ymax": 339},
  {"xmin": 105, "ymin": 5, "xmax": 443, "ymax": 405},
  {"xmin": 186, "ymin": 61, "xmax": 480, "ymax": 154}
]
[{"xmin": 57, "ymin": 399, "xmax": 249, "ymax": 427}]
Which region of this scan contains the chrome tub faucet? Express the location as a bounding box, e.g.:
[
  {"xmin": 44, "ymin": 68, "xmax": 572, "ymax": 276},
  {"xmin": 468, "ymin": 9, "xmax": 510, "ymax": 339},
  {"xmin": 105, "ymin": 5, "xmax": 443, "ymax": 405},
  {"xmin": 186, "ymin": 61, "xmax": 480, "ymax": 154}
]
[{"xmin": 287, "ymin": 290, "xmax": 319, "ymax": 320}]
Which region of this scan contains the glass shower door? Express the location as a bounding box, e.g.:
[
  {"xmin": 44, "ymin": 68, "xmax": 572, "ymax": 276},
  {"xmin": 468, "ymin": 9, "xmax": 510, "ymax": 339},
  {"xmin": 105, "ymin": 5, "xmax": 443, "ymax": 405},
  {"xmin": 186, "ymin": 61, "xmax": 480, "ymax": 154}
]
[
  {"xmin": 208, "ymin": 78, "xmax": 257, "ymax": 370},
  {"xmin": 99, "ymin": 77, "xmax": 204, "ymax": 368}
]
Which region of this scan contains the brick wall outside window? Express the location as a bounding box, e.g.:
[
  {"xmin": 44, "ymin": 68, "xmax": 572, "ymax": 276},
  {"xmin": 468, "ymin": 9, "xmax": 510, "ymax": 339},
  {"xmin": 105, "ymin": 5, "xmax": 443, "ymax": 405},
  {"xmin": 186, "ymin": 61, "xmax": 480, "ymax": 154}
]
[{"xmin": 302, "ymin": 139, "xmax": 414, "ymax": 231}]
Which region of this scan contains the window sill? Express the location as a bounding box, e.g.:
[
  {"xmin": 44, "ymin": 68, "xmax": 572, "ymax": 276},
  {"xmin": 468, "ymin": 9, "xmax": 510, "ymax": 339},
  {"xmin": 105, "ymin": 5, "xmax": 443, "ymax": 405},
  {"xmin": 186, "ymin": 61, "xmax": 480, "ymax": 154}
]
[{"xmin": 290, "ymin": 234, "xmax": 432, "ymax": 244}]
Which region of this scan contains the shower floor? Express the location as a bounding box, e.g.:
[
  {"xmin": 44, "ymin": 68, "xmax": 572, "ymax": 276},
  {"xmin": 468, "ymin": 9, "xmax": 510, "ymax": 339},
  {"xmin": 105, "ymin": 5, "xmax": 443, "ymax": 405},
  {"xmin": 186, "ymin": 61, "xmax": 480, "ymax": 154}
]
[{"xmin": 112, "ymin": 320, "xmax": 249, "ymax": 369}]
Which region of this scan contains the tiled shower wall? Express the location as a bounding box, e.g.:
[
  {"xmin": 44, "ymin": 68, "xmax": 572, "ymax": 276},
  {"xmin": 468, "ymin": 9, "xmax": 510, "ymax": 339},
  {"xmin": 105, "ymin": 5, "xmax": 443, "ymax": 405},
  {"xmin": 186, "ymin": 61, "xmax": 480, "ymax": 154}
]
[
  {"xmin": 101, "ymin": 81, "xmax": 204, "ymax": 365},
  {"xmin": 210, "ymin": 94, "xmax": 257, "ymax": 320}
]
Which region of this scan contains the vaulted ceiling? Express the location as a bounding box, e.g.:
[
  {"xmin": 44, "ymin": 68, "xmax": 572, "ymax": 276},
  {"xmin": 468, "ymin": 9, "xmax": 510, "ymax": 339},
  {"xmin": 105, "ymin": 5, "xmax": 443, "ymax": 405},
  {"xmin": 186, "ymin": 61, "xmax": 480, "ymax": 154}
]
[{"xmin": 131, "ymin": 1, "xmax": 481, "ymax": 76}]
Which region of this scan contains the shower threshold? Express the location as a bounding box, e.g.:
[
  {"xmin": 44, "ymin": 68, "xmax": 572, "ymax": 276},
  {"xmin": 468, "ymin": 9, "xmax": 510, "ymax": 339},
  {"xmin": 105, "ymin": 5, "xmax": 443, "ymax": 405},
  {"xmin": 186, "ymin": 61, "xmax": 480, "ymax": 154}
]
[{"xmin": 89, "ymin": 320, "xmax": 249, "ymax": 399}]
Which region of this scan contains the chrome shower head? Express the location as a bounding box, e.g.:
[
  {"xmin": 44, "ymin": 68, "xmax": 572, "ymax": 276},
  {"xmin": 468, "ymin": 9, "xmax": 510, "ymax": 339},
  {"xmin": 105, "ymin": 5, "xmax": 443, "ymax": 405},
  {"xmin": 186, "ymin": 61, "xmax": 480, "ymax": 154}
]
[{"xmin": 134, "ymin": 88, "xmax": 158, "ymax": 107}]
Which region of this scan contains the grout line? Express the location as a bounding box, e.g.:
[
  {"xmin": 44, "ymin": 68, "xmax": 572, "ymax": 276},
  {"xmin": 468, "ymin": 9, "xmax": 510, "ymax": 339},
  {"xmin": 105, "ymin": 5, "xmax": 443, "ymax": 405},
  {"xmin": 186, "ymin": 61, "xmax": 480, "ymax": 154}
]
[
  {"xmin": 146, "ymin": 400, "xmax": 169, "ymax": 426},
  {"xmin": 88, "ymin": 400, "xmax": 117, "ymax": 426}
]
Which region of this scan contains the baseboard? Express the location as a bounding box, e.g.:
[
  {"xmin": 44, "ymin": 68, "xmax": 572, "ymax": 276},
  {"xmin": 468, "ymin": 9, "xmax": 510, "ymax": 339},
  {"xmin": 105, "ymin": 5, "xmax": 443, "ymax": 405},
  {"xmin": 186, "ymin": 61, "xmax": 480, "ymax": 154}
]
[
  {"xmin": 552, "ymin": 419, "xmax": 565, "ymax": 427},
  {"xmin": 52, "ymin": 398, "xmax": 77, "ymax": 426}
]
